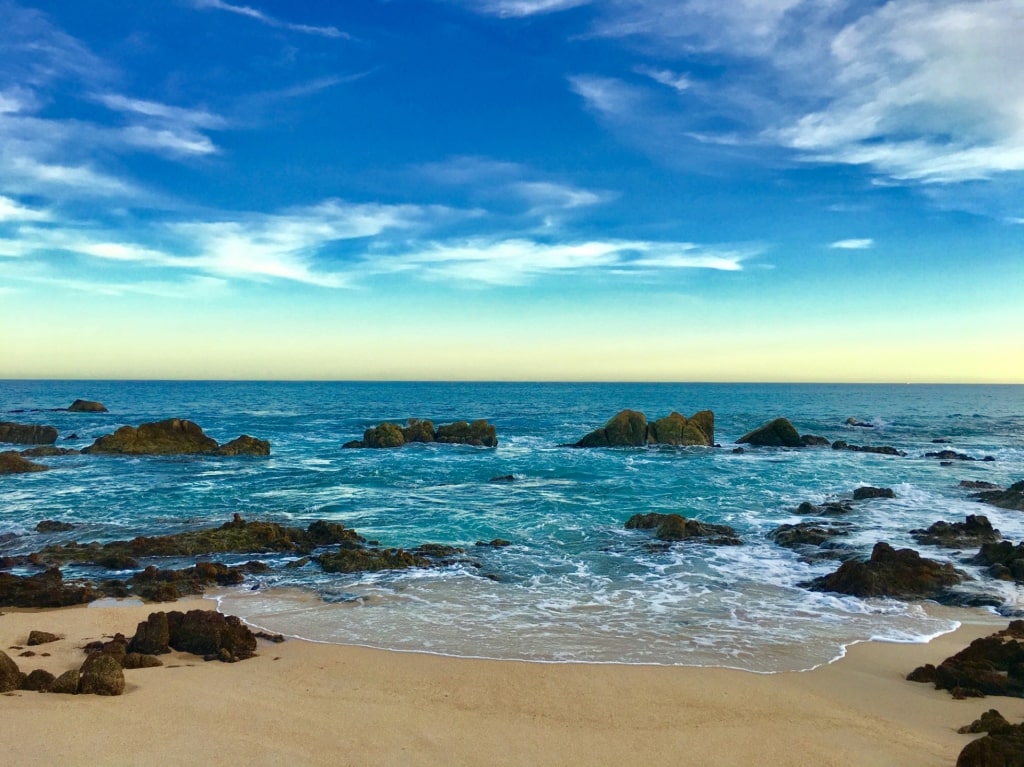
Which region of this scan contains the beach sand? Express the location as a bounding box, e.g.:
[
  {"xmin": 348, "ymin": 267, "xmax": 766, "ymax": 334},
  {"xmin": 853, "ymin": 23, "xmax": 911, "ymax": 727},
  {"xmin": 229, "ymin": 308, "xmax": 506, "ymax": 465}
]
[{"xmin": 2, "ymin": 598, "xmax": 1022, "ymax": 767}]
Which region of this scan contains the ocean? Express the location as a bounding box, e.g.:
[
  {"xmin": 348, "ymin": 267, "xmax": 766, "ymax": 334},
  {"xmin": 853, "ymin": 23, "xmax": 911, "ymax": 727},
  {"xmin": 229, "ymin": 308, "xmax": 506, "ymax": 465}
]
[{"xmin": 2, "ymin": 381, "xmax": 1023, "ymax": 672}]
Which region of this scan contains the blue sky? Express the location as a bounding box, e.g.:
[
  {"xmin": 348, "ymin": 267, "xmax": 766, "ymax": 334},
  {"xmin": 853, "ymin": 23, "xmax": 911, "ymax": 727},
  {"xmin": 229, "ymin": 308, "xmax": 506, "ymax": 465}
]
[{"xmin": 1, "ymin": 0, "xmax": 1022, "ymax": 381}]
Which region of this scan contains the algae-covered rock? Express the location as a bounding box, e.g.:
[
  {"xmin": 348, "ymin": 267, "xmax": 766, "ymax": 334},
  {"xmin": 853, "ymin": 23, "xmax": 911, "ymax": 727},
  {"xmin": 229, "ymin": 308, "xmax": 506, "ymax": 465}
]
[
  {"xmin": 0, "ymin": 649, "xmax": 24, "ymax": 692},
  {"xmin": 911, "ymin": 516, "xmax": 1001, "ymax": 548},
  {"xmin": 128, "ymin": 611, "xmax": 171, "ymax": 655},
  {"xmin": 22, "ymin": 668, "xmax": 56, "ymax": 692},
  {"xmin": 128, "ymin": 562, "xmax": 247, "ymax": 602},
  {"xmin": 768, "ymin": 521, "xmax": 852, "ymax": 550},
  {"xmin": 0, "ymin": 450, "xmax": 49, "ymax": 474},
  {"xmin": 85, "ymin": 418, "xmax": 219, "ymax": 455},
  {"xmin": 805, "ymin": 541, "xmax": 965, "ymax": 599},
  {"xmin": 0, "ymin": 422, "xmax": 58, "ymax": 445},
  {"xmin": 49, "ymin": 669, "xmax": 80, "ymax": 694},
  {"xmin": 574, "ymin": 409, "xmax": 648, "ymax": 447},
  {"xmin": 624, "ymin": 513, "xmax": 741, "ymax": 545},
  {"xmin": 78, "ymin": 652, "xmax": 125, "ymax": 695},
  {"xmin": 401, "ymin": 419, "xmax": 435, "ymax": 443},
  {"xmin": 0, "ymin": 568, "xmax": 100, "ymax": 608},
  {"xmin": 35, "ymin": 520, "xmax": 75, "ymax": 533},
  {"xmin": 574, "ymin": 410, "xmax": 713, "ymax": 448},
  {"xmin": 908, "ymin": 620, "xmax": 1024, "ymax": 699},
  {"xmin": 737, "ymin": 418, "xmax": 803, "ymax": 448},
  {"xmin": 215, "ymin": 435, "xmax": 271, "ymax": 456},
  {"xmin": 27, "ymin": 630, "xmax": 60, "ymax": 646},
  {"xmin": 21, "ymin": 446, "xmax": 79, "ymax": 458},
  {"xmin": 363, "ymin": 422, "xmax": 406, "ymax": 448},
  {"xmin": 315, "ymin": 543, "xmax": 463, "ymax": 573},
  {"xmin": 68, "ymin": 399, "xmax": 107, "ymax": 413},
  {"xmin": 435, "ymin": 419, "xmax": 498, "ymax": 447},
  {"xmin": 166, "ymin": 610, "xmax": 257, "ymax": 662}
]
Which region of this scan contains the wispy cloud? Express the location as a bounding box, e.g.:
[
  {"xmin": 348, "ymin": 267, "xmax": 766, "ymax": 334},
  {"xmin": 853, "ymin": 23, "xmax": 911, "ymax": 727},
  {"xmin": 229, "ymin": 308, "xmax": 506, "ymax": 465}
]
[
  {"xmin": 635, "ymin": 66, "xmax": 691, "ymax": 93},
  {"xmin": 0, "ymin": 194, "xmax": 49, "ymax": 222},
  {"xmin": 191, "ymin": 0, "xmax": 348, "ymax": 39},
  {"xmin": 829, "ymin": 238, "xmax": 873, "ymax": 250},
  {"xmin": 458, "ymin": 0, "xmax": 591, "ymax": 18}
]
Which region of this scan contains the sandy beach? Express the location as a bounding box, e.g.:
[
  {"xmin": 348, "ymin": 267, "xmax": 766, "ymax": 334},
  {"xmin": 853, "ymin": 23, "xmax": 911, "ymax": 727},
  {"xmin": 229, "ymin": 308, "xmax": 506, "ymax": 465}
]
[{"xmin": 1, "ymin": 598, "xmax": 1021, "ymax": 766}]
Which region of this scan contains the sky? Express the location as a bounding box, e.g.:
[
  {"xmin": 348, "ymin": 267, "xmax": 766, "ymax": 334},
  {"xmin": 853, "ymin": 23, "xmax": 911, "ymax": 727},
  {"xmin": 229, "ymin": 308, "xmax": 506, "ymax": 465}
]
[{"xmin": 1, "ymin": 0, "xmax": 1022, "ymax": 382}]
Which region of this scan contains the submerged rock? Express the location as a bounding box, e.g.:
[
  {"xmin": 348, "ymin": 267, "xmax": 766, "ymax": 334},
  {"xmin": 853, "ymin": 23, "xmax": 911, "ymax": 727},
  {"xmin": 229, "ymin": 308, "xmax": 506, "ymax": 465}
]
[
  {"xmin": 0, "ymin": 422, "xmax": 58, "ymax": 445},
  {"xmin": 908, "ymin": 620, "xmax": 1024, "ymax": 699},
  {"xmin": 911, "ymin": 516, "xmax": 1001, "ymax": 548},
  {"xmin": 21, "ymin": 446, "xmax": 80, "ymax": 458},
  {"xmin": 573, "ymin": 410, "xmax": 714, "ymax": 448},
  {"xmin": 315, "ymin": 543, "xmax": 463, "ymax": 573},
  {"xmin": 974, "ymin": 480, "xmax": 1024, "ymax": 512},
  {"xmin": 926, "ymin": 449, "xmax": 995, "ymax": 462},
  {"xmin": 846, "ymin": 417, "xmax": 874, "ymax": 428},
  {"xmin": 624, "ymin": 513, "xmax": 741, "ymax": 545},
  {"xmin": 737, "ymin": 418, "xmax": 802, "ymax": 448},
  {"xmin": 35, "ymin": 520, "xmax": 75, "ymax": 533},
  {"xmin": 0, "ymin": 451, "xmax": 49, "ymax": 474},
  {"xmin": 961, "ymin": 480, "xmax": 999, "ymax": 490},
  {"xmin": 67, "ymin": 399, "xmax": 107, "ymax": 413},
  {"xmin": 804, "ymin": 541, "xmax": 965, "ymax": 599},
  {"xmin": 768, "ymin": 521, "xmax": 852, "ymax": 551},
  {"xmin": 831, "ymin": 441, "xmax": 906, "ymax": 456},
  {"xmin": 852, "ymin": 486, "xmax": 896, "ymax": 501}
]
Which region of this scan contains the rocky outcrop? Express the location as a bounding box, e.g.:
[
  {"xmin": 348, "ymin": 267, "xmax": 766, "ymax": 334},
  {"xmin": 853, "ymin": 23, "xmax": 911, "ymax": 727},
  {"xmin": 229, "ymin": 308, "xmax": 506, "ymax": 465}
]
[
  {"xmin": 68, "ymin": 399, "xmax": 107, "ymax": 413},
  {"xmin": 345, "ymin": 418, "xmax": 498, "ymax": 448},
  {"xmin": 166, "ymin": 610, "xmax": 257, "ymax": 662},
  {"xmin": 78, "ymin": 652, "xmax": 125, "ymax": 695},
  {"xmin": 957, "ymin": 722, "xmax": 1024, "ymax": 767},
  {"xmin": 911, "ymin": 516, "xmax": 1001, "ymax": 548},
  {"xmin": 831, "ymin": 441, "xmax": 906, "ymax": 456},
  {"xmin": 0, "ymin": 422, "xmax": 58, "ymax": 445},
  {"xmin": 796, "ymin": 500, "xmax": 854, "ymax": 516},
  {"xmin": 624, "ymin": 513, "xmax": 741, "ymax": 545},
  {"xmin": 21, "ymin": 446, "xmax": 79, "ymax": 458},
  {"xmin": 907, "ymin": 620, "xmax": 1024, "ymax": 698},
  {"xmin": 573, "ymin": 410, "xmax": 714, "ymax": 448},
  {"xmin": 768, "ymin": 521, "xmax": 852, "ymax": 553},
  {"xmin": 84, "ymin": 418, "xmax": 270, "ymax": 456},
  {"xmin": 737, "ymin": 418, "xmax": 802, "ymax": 448},
  {"xmin": 0, "ymin": 568, "xmax": 100, "ymax": 608},
  {"xmin": 127, "ymin": 562, "xmax": 262, "ymax": 602},
  {"xmin": 973, "ymin": 541, "xmax": 1024, "ymax": 583},
  {"xmin": 0, "ymin": 451, "xmax": 49, "ymax": 474},
  {"xmin": 852, "ymin": 486, "xmax": 895, "ymax": 501},
  {"xmin": 805, "ymin": 541, "xmax": 965, "ymax": 599},
  {"xmin": 926, "ymin": 449, "xmax": 995, "ymax": 462},
  {"xmin": 974, "ymin": 480, "xmax": 1024, "ymax": 511},
  {"xmin": 315, "ymin": 543, "xmax": 463, "ymax": 573}
]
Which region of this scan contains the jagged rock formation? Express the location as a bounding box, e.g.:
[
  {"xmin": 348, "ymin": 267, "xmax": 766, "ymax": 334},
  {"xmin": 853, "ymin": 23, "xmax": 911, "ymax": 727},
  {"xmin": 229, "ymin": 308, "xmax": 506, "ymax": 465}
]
[
  {"xmin": 911, "ymin": 516, "xmax": 1001, "ymax": 548},
  {"xmin": 0, "ymin": 422, "xmax": 58, "ymax": 445},
  {"xmin": 804, "ymin": 541, "xmax": 965, "ymax": 599},
  {"xmin": 572, "ymin": 410, "xmax": 714, "ymax": 448},
  {"xmin": 974, "ymin": 480, "xmax": 1024, "ymax": 511},
  {"xmin": 737, "ymin": 418, "xmax": 802, "ymax": 447},
  {"xmin": 908, "ymin": 620, "xmax": 1024, "ymax": 699},
  {"xmin": 83, "ymin": 419, "xmax": 270, "ymax": 456}
]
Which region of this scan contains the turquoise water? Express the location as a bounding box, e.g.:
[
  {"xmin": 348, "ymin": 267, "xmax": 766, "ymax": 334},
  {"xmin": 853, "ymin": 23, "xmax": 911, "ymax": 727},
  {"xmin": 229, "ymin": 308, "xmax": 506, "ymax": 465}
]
[{"xmin": 2, "ymin": 381, "xmax": 1023, "ymax": 671}]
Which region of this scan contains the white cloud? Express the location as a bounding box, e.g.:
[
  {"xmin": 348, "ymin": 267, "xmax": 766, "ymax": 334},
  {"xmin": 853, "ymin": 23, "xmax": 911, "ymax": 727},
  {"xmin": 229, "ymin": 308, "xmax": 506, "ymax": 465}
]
[
  {"xmin": 829, "ymin": 238, "xmax": 873, "ymax": 250},
  {"xmin": 94, "ymin": 94, "xmax": 227, "ymax": 130},
  {"xmin": 636, "ymin": 66, "xmax": 691, "ymax": 93},
  {"xmin": 191, "ymin": 0, "xmax": 348, "ymax": 38},
  {"xmin": 459, "ymin": 0, "xmax": 591, "ymax": 17},
  {"xmin": 568, "ymin": 75, "xmax": 642, "ymax": 117},
  {"xmin": 0, "ymin": 195, "xmax": 50, "ymax": 222}
]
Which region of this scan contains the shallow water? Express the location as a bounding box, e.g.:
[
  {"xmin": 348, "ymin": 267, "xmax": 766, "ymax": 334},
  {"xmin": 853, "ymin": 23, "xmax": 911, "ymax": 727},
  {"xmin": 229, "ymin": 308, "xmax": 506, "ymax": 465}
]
[{"xmin": 3, "ymin": 381, "xmax": 1023, "ymax": 671}]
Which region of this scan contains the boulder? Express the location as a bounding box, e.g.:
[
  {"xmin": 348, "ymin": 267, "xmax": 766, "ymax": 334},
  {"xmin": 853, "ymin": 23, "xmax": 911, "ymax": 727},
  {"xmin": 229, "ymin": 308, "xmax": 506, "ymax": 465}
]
[
  {"xmin": 973, "ymin": 541, "xmax": 1024, "ymax": 583},
  {"xmin": 831, "ymin": 441, "xmax": 906, "ymax": 456},
  {"xmin": 0, "ymin": 568, "xmax": 100, "ymax": 608},
  {"xmin": 84, "ymin": 418, "xmax": 219, "ymax": 455},
  {"xmin": 0, "ymin": 450, "xmax": 49, "ymax": 474},
  {"xmin": 907, "ymin": 620, "xmax": 1024, "ymax": 698},
  {"xmin": 769, "ymin": 521, "xmax": 852, "ymax": 550},
  {"xmin": 0, "ymin": 422, "xmax": 58, "ymax": 445},
  {"xmin": 852, "ymin": 486, "xmax": 895, "ymax": 501},
  {"xmin": 67, "ymin": 399, "xmax": 107, "ymax": 413},
  {"xmin": 215, "ymin": 435, "xmax": 271, "ymax": 456},
  {"xmin": 35, "ymin": 520, "xmax": 75, "ymax": 533},
  {"xmin": 797, "ymin": 500, "xmax": 854, "ymax": 516},
  {"xmin": 974, "ymin": 480, "xmax": 1024, "ymax": 512},
  {"xmin": 362, "ymin": 422, "xmax": 406, "ymax": 448},
  {"xmin": 22, "ymin": 668, "xmax": 56, "ymax": 692},
  {"xmin": 401, "ymin": 419, "xmax": 435, "ymax": 443},
  {"xmin": 27, "ymin": 630, "xmax": 60, "ymax": 646},
  {"xmin": 78, "ymin": 652, "xmax": 125, "ymax": 695},
  {"xmin": 49, "ymin": 669, "xmax": 80, "ymax": 694},
  {"xmin": 166, "ymin": 610, "xmax": 257, "ymax": 662},
  {"xmin": 574, "ymin": 410, "xmax": 649, "ymax": 447},
  {"xmin": 128, "ymin": 612, "xmax": 171, "ymax": 655},
  {"xmin": 957, "ymin": 724, "xmax": 1024, "ymax": 767},
  {"xmin": 737, "ymin": 418, "xmax": 802, "ymax": 448},
  {"xmin": 574, "ymin": 410, "xmax": 713, "ymax": 448},
  {"xmin": 805, "ymin": 541, "xmax": 965, "ymax": 599},
  {"xmin": 801, "ymin": 435, "xmax": 831, "ymax": 447},
  {"xmin": 0, "ymin": 649, "xmax": 24, "ymax": 692},
  {"xmin": 958, "ymin": 709, "xmax": 1011, "ymax": 734},
  {"xmin": 624, "ymin": 513, "xmax": 741, "ymax": 545},
  {"xmin": 435, "ymin": 419, "xmax": 498, "ymax": 447},
  {"xmin": 911, "ymin": 516, "xmax": 1001, "ymax": 548}
]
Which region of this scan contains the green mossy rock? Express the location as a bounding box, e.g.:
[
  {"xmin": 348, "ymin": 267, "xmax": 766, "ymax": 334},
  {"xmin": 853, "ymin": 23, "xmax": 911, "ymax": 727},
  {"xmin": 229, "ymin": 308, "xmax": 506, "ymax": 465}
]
[
  {"xmin": 435, "ymin": 419, "xmax": 498, "ymax": 447},
  {"xmin": 624, "ymin": 512, "xmax": 741, "ymax": 545},
  {"xmin": 363, "ymin": 422, "xmax": 406, "ymax": 448},
  {"xmin": 0, "ymin": 422, "xmax": 58, "ymax": 445},
  {"xmin": 85, "ymin": 418, "xmax": 220, "ymax": 455},
  {"xmin": 738, "ymin": 418, "xmax": 803, "ymax": 447},
  {"xmin": 0, "ymin": 450, "xmax": 49, "ymax": 474},
  {"xmin": 215, "ymin": 435, "xmax": 271, "ymax": 456},
  {"xmin": 401, "ymin": 419, "xmax": 436, "ymax": 443},
  {"xmin": 49, "ymin": 669, "xmax": 80, "ymax": 694},
  {"xmin": 0, "ymin": 649, "xmax": 24, "ymax": 692},
  {"xmin": 575, "ymin": 410, "xmax": 648, "ymax": 447},
  {"xmin": 78, "ymin": 652, "xmax": 125, "ymax": 696},
  {"xmin": 27, "ymin": 630, "xmax": 60, "ymax": 646},
  {"xmin": 576, "ymin": 409, "xmax": 713, "ymax": 447}
]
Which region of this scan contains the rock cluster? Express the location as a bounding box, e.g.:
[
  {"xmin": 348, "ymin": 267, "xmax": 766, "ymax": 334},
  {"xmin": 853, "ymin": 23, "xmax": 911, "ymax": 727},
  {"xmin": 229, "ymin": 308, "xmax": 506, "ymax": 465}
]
[
  {"xmin": 955, "ymin": 712, "xmax": 1024, "ymax": 767},
  {"xmin": 0, "ymin": 422, "xmax": 58, "ymax": 445},
  {"xmin": 573, "ymin": 410, "xmax": 714, "ymax": 448},
  {"xmin": 83, "ymin": 419, "xmax": 270, "ymax": 456},
  {"xmin": 804, "ymin": 541, "xmax": 965, "ymax": 599},
  {"xmin": 973, "ymin": 541, "xmax": 1024, "ymax": 583},
  {"xmin": 910, "ymin": 516, "xmax": 1001, "ymax": 548},
  {"xmin": 624, "ymin": 512, "xmax": 740, "ymax": 545},
  {"xmin": 974, "ymin": 480, "xmax": 1024, "ymax": 512},
  {"xmin": 344, "ymin": 418, "xmax": 498, "ymax": 448},
  {"xmin": 907, "ymin": 620, "xmax": 1024, "ymax": 698}
]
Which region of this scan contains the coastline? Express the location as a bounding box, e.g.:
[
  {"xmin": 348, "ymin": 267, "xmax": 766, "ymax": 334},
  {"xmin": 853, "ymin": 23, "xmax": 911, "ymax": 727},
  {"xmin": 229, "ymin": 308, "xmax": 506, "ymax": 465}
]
[{"xmin": 2, "ymin": 599, "xmax": 1023, "ymax": 766}]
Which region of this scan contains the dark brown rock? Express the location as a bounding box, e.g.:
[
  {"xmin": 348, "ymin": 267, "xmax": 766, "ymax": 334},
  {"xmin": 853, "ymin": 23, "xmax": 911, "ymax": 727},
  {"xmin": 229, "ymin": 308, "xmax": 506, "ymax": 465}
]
[
  {"xmin": 35, "ymin": 520, "xmax": 75, "ymax": 533},
  {"xmin": 166, "ymin": 610, "xmax": 257, "ymax": 662},
  {"xmin": 973, "ymin": 541, "xmax": 1024, "ymax": 583},
  {"xmin": 769, "ymin": 521, "xmax": 852, "ymax": 549},
  {"xmin": 574, "ymin": 410, "xmax": 713, "ymax": 448},
  {"xmin": 0, "ymin": 568, "xmax": 100, "ymax": 608},
  {"xmin": 0, "ymin": 422, "xmax": 58, "ymax": 445},
  {"xmin": 624, "ymin": 513, "xmax": 741, "ymax": 545},
  {"xmin": 20, "ymin": 446, "xmax": 79, "ymax": 458},
  {"xmin": 0, "ymin": 649, "xmax": 24, "ymax": 692},
  {"xmin": 846, "ymin": 417, "xmax": 874, "ymax": 428},
  {"xmin": 975, "ymin": 480, "xmax": 1024, "ymax": 512},
  {"xmin": 796, "ymin": 500, "xmax": 854, "ymax": 516},
  {"xmin": 957, "ymin": 723, "xmax": 1024, "ymax": 767},
  {"xmin": 78, "ymin": 652, "xmax": 125, "ymax": 695},
  {"xmin": 958, "ymin": 709, "xmax": 1011, "ymax": 734},
  {"xmin": 215, "ymin": 435, "xmax": 271, "ymax": 456},
  {"xmin": 852, "ymin": 486, "xmax": 896, "ymax": 501},
  {"xmin": 911, "ymin": 516, "xmax": 1001, "ymax": 548},
  {"xmin": 961, "ymin": 480, "xmax": 999, "ymax": 490},
  {"xmin": 0, "ymin": 450, "xmax": 49, "ymax": 474},
  {"xmin": 362, "ymin": 422, "xmax": 406, "ymax": 448},
  {"xmin": 831, "ymin": 441, "xmax": 906, "ymax": 456},
  {"xmin": 84, "ymin": 418, "xmax": 219, "ymax": 455},
  {"xmin": 801, "ymin": 435, "xmax": 831, "ymax": 447},
  {"xmin": 123, "ymin": 652, "xmax": 163, "ymax": 669},
  {"xmin": 435, "ymin": 419, "xmax": 498, "ymax": 447},
  {"xmin": 805, "ymin": 541, "xmax": 965, "ymax": 599},
  {"xmin": 27, "ymin": 630, "xmax": 60, "ymax": 646},
  {"xmin": 575, "ymin": 410, "xmax": 649, "ymax": 447},
  {"xmin": 22, "ymin": 668, "xmax": 56, "ymax": 692},
  {"xmin": 738, "ymin": 418, "xmax": 803, "ymax": 448},
  {"xmin": 128, "ymin": 612, "xmax": 171, "ymax": 655},
  {"xmin": 908, "ymin": 621, "xmax": 1024, "ymax": 699},
  {"xmin": 67, "ymin": 399, "xmax": 107, "ymax": 413},
  {"xmin": 49, "ymin": 669, "xmax": 80, "ymax": 694}
]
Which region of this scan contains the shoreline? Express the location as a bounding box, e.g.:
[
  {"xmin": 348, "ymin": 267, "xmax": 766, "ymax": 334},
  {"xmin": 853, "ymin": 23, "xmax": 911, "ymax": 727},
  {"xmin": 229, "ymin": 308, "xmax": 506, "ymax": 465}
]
[{"xmin": 2, "ymin": 600, "xmax": 1023, "ymax": 766}]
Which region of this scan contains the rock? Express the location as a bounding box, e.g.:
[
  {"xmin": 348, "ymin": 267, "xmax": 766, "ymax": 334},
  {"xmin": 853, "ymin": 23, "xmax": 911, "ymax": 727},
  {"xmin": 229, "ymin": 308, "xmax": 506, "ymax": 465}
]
[
  {"xmin": 958, "ymin": 709, "xmax": 1011, "ymax": 734},
  {"xmin": 926, "ymin": 449, "xmax": 994, "ymax": 462},
  {"xmin": 624, "ymin": 513, "xmax": 741, "ymax": 545},
  {"xmin": 801, "ymin": 434, "xmax": 831, "ymax": 447},
  {"xmin": 401, "ymin": 419, "xmax": 435, "ymax": 443},
  {"xmin": 852, "ymin": 486, "xmax": 895, "ymax": 501},
  {"xmin": 973, "ymin": 541, "xmax": 1024, "ymax": 583},
  {"xmin": 974, "ymin": 480, "xmax": 1024, "ymax": 512},
  {"xmin": 804, "ymin": 541, "xmax": 965, "ymax": 599},
  {"xmin": 20, "ymin": 446, "xmax": 79, "ymax": 458},
  {"xmin": 846, "ymin": 417, "xmax": 874, "ymax": 428},
  {"xmin": 315, "ymin": 543, "xmax": 462, "ymax": 573},
  {"xmin": 78, "ymin": 652, "xmax": 125, "ymax": 695},
  {"xmin": 0, "ymin": 649, "xmax": 24, "ymax": 692},
  {"xmin": 957, "ymin": 723, "xmax": 1024, "ymax": 767},
  {"xmin": 769, "ymin": 521, "xmax": 852, "ymax": 549},
  {"xmin": 574, "ymin": 410, "xmax": 713, "ymax": 448},
  {"xmin": 796, "ymin": 500, "xmax": 854, "ymax": 516},
  {"xmin": 123, "ymin": 652, "xmax": 163, "ymax": 669},
  {"xmin": 22, "ymin": 668, "xmax": 56, "ymax": 692},
  {"xmin": 476, "ymin": 539, "xmax": 512, "ymax": 548},
  {"xmin": 215, "ymin": 435, "xmax": 271, "ymax": 456},
  {"xmin": 35, "ymin": 520, "xmax": 75, "ymax": 533},
  {"xmin": 0, "ymin": 450, "xmax": 49, "ymax": 474},
  {"xmin": 255, "ymin": 631, "xmax": 286, "ymax": 643},
  {"xmin": 0, "ymin": 422, "xmax": 58, "ymax": 445},
  {"xmin": 908, "ymin": 620, "xmax": 1024, "ymax": 699},
  {"xmin": 961, "ymin": 480, "xmax": 999, "ymax": 490},
  {"xmin": 911, "ymin": 516, "xmax": 1001, "ymax": 548},
  {"xmin": 489, "ymin": 475, "xmax": 517, "ymax": 483},
  {"xmin": 49, "ymin": 669, "xmax": 80, "ymax": 694},
  {"xmin": 166, "ymin": 610, "xmax": 257, "ymax": 662},
  {"xmin": 737, "ymin": 418, "xmax": 803, "ymax": 448},
  {"xmin": 128, "ymin": 562, "xmax": 247, "ymax": 602},
  {"xmin": 27, "ymin": 630, "xmax": 60, "ymax": 646},
  {"xmin": 362, "ymin": 422, "xmax": 406, "ymax": 448},
  {"xmin": 435, "ymin": 419, "xmax": 498, "ymax": 447},
  {"xmin": 67, "ymin": 399, "xmax": 107, "ymax": 413},
  {"xmin": 0, "ymin": 568, "xmax": 100, "ymax": 608},
  {"xmin": 128, "ymin": 612, "xmax": 171, "ymax": 655},
  {"xmin": 84, "ymin": 418, "xmax": 219, "ymax": 455},
  {"xmin": 831, "ymin": 441, "xmax": 906, "ymax": 456}
]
